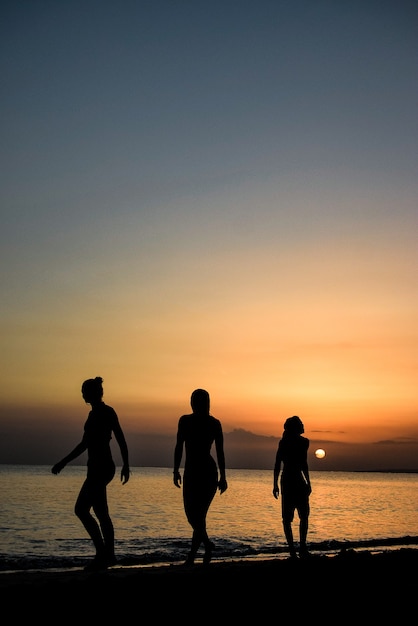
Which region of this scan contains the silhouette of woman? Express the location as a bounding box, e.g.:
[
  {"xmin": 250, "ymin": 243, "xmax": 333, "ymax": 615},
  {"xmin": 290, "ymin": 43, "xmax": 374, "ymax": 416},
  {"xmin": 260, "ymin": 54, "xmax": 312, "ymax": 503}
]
[
  {"xmin": 273, "ymin": 415, "xmax": 311, "ymax": 559},
  {"xmin": 51, "ymin": 376, "xmax": 130, "ymax": 570},
  {"xmin": 173, "ymin": 388, "xmax": 228, "ymax": 565}
]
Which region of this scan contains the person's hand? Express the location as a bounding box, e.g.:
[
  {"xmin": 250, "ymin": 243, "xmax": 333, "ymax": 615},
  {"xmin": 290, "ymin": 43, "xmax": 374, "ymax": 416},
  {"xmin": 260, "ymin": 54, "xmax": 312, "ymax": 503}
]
[
  {"xmin": 173, "ymin": 470, "xmax": 181, "ymax": 488},
  {"xmin": 121, "ymin": 464, "xmax": 130, "ymax": 485},
  {"xmin": 272, "ymin": 486, "xmax": 279, "ymax": 499},
  {"xmin": 218, "ymin": 477, "xmax": 228, "ymax": 494},
  {"xmin": 51, "ymin": 460, "xmax": 66, "ymax": 475},
  {"xmin": 306, "ymin": 484, "xmax": 312, "ymax": 496}
]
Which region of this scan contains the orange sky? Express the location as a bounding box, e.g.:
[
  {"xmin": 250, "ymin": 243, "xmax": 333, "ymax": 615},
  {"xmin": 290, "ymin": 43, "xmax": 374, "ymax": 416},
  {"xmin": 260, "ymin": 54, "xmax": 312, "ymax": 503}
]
[{"xmin": 1, "ymin": 199, "xmax": 417, "ymax": 469}]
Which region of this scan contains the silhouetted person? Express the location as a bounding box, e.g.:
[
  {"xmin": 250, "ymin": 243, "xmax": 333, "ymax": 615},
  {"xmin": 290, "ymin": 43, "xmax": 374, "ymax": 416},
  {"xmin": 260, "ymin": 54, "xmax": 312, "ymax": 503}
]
[
  {"xmin": 173, "ymin": 388, "xmax": 228, "ymax": 565},
  {"xmin": 273, "ymin": 415, "xmax": 311, "ymax": 559},
  {"xmin": 51, "ymin": 376, "xmax": 130, "ymax": 571}
]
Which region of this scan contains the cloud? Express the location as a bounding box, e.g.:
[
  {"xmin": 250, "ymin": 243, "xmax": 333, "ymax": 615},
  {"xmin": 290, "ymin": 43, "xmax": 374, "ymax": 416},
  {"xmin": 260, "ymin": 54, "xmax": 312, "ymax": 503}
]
[{"xmin": 374, "ymin": 437, "xmax": 418, "ymax": 445}]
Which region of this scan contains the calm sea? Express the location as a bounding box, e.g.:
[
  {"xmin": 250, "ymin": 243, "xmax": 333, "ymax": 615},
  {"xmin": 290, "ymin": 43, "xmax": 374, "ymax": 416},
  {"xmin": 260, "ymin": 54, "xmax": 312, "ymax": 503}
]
[{"xmin": 1, "ymin": 465, "xmax": 417, "ymax": 572}]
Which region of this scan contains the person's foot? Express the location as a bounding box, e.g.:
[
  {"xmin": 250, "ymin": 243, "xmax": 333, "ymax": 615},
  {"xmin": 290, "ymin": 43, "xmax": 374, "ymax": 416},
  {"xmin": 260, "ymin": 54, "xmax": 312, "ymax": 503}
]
[
  {"xmin": 299, "ymin": 547, "xmax": 310, "ymax": 559},
  {"xmin": 104, "ymin": 544, "xmax": 117, "ymax": 567},
  {"xmin": 106, "ymin": 555, "xmax": 117, "ymax": 567},
  {"xmin": 289, "ymin": 549, "xmax": 298, "ymax": 560},
  {"xmin": 84, "ymin": 555, "xmax": 109, "ymax": 572},
  {"xmin": 184, "ymin": 552, "xmax": 195, "ymax": 566},
  {"xmin": 203, "ymin": 541, "xmax": 215, "ymax": 566}
]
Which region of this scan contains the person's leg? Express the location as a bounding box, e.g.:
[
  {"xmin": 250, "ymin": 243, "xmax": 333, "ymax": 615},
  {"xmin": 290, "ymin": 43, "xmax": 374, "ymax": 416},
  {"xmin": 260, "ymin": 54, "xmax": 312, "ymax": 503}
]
[
  {"xmin": 297, "ymin": 498, "xmax": 310, "ymax": 557},
  {"xmin": 283, "ymin": 517, "xmax": 297, "ymax": 558},
  {"xmin": 299, "ymin": 517, "xmax": 309, "ymax": 555},
  {"xmin": 183, "ymin": 481, "xmax": 201, "ymax": 564},
  {"xmin": 281, "ymin": 490, "xmax": 297, "ymax": 558},
  {"xmin": 92, "ymin": 485, "xmax": 116, "ymax": 565},
  {"xmin": 184, "ymin": 485, "xmax": 216, "ymax": 565},
  {"xmin": 74, "ymin": 480, "xmax": 106, "ymax": 560},
  {"xmin": 202, "ymin": 486, "xmax": 217, "ymax": 565},
  {"xmin": 184, "ymin": 529, "xmax": 201, "ymax": 564}
]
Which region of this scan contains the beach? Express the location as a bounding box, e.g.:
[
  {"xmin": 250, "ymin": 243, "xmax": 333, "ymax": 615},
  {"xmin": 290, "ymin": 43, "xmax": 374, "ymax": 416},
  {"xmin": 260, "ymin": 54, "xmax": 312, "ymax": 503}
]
[{"xmin": 2, "ymin": 548, "xmax": 417, "ymax": 620}]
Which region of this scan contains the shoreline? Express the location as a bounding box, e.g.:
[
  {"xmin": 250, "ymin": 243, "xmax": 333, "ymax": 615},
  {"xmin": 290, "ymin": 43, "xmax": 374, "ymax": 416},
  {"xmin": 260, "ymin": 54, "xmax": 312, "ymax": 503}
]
[{"xmin": 2, "ymin": 533, "xmax": 417, "ymax": 574}]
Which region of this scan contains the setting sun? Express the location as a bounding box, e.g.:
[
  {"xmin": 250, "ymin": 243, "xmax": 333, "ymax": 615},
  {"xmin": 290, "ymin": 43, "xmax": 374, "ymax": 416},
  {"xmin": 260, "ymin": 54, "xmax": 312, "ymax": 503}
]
[{"xmin": 315, "ymin": 449, "xmax": 326, "ymax": 459}]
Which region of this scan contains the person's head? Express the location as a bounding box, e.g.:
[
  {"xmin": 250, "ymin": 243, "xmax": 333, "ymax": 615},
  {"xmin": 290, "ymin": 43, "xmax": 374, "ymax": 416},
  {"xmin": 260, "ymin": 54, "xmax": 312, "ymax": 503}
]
[
  {"xmin": 190, "ymin": 388, "xmax": 210, "ymax": 415},
  {"xmin": 283, "ymin": 415, "xmax": 304, "ymax": 436},
  {"xmin": 81, "ymin": 376, "xmax": 104, "ymax": 404}
]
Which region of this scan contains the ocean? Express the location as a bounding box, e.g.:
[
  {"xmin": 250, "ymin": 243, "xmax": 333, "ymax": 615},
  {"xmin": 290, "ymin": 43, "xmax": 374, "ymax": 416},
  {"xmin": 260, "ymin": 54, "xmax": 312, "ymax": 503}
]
[{"xmin": 1, "ymin": 465, "xmax": 417, "ymax": 572}]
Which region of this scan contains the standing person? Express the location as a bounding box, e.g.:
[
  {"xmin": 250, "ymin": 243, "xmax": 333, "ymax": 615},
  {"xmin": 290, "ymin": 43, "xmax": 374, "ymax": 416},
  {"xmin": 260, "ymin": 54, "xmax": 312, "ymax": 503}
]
[
  {"xmin": 272, "ymin": 415, "xmax": 311, "ymax": 559},
  {"xmin": 173, "ymin": 388, "xmax": 228, "ymax": 566},
  {"xmin": 51, "ymin": 376, "xmax": 130, "ymax": 571}
]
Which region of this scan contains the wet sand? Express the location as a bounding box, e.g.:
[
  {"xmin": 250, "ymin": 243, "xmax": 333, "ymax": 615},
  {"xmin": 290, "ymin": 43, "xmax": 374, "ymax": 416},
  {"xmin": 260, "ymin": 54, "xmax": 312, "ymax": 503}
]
[{"xmin": 2, "ymin": 548, "xmax": 418, "ymax": 621}]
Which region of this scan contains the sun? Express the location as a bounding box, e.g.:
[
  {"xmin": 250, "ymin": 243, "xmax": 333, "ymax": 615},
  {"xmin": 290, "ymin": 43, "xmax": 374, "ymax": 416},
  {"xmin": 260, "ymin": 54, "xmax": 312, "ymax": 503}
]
[{"xmin": 315, "ymin": 448, "xmax": 326, "ymax": 459}]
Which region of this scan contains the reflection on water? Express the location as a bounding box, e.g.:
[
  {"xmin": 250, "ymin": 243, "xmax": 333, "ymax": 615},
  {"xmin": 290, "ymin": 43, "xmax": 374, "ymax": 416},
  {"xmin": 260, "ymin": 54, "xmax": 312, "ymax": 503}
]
[{"xmin": 1, "ymin": 465, "xmax": 417, "ymax": 569}]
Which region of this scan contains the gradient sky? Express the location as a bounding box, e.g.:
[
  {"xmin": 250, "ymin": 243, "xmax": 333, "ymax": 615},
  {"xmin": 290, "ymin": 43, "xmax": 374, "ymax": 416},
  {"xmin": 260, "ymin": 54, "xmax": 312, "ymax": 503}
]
[{"xmin": 1, "ymin": 1, "xmax": 417, "ymax": 469}]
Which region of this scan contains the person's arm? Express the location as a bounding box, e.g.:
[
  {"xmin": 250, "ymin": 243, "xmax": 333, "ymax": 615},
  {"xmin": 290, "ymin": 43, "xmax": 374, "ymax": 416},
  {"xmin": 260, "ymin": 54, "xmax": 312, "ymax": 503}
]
[
  {"xmin": 173, "ymin": 419, "xmax": 184, "ymax": 488},
  {"xmin": 302, "ymin": 441, "xmax": 312, "ymax": 494},
  {"xmin": 272, "ymin": 445, "xmax": 281, "ymax": 499},
  {"xmin": 215, "ymin": 424, "xmax": 227, "ymax": 494},
  {"xmin": 51, "ymin": 439, "xmax": 87, "ymax": 474},
  {"xmin": 112, "ymin": 416, "xmax": 130, "ymax": 485},
  {"xmin": 302, "ymin": 460, "xmax": 312, "ymax": 495},
  {"xmin": 302, "ymin": 465, "xmax": 312, "ymax": 494}
]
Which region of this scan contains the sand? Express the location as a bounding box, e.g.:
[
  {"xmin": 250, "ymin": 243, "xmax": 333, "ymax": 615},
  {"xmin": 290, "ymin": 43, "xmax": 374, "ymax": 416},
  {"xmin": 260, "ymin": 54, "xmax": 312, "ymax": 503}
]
[{"xmin": 2, "ymin": 548, "xmax": 417, "ymax": 621}]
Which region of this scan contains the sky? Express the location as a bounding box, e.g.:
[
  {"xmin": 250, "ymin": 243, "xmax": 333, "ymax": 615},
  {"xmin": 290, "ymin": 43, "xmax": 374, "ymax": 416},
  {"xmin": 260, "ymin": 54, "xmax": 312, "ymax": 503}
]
[{"xmin": 1, "ymin": 1, "xmax": 417, "ymax": 470}]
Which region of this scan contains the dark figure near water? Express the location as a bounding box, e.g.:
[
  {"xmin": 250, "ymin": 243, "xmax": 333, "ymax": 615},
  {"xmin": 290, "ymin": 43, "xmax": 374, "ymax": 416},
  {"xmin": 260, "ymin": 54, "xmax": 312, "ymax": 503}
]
[
  {"xmin": 51, "ymin": 376, "xmax": 130, "ymax": 571},
  {"xmin": 173, "ymin": 388, "xmax": 228, "ymax": 565},
  {"xmin": 273, "ymin": 415, "xmax": 311, "ymax": 559}
]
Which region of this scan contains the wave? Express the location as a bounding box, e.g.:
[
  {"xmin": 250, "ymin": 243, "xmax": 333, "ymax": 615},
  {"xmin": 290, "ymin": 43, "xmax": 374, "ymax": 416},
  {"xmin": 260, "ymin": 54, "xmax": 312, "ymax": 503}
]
[{"xmin": 2, "ymin": 535, "xmax": 418, "ymax": 573}]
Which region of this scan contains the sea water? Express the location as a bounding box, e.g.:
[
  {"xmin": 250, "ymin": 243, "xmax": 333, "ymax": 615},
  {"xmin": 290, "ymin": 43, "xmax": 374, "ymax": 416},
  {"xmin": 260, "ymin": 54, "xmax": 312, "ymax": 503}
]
[{"xmin": 1, "ymin": 465, "xmax": 417, "ymax": 571}]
